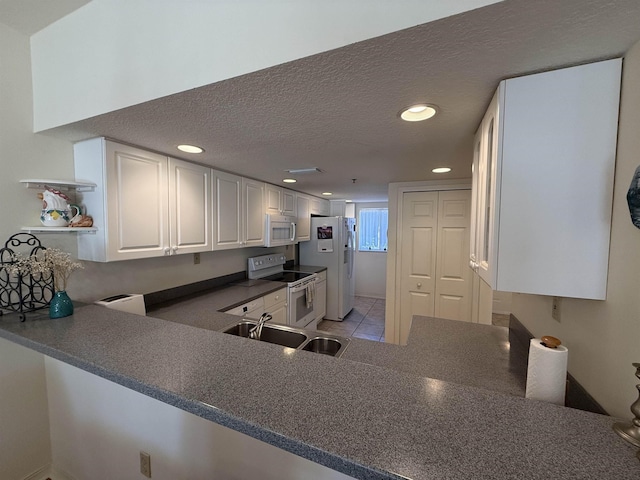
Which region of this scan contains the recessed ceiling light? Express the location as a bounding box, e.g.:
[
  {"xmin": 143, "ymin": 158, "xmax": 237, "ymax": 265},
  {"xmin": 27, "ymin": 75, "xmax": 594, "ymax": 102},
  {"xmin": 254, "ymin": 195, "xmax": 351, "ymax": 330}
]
[
  {"xmin": 432, "ymin": 167, "xmax": 452, "ymax": 173},
  {"xmin": 283, "ymin": 178, "xmax": 297, "ymax": 184},
  {"xmin": 177, "ymin": 144, "xmax": 204, "ymax": 154},
  {"xmin": 322, "ymin": 192, "xmax": 333, "ymax": 196},
  {"xmin": 399, "ymin": 104, "xmax": 438, "ymax": 122}
]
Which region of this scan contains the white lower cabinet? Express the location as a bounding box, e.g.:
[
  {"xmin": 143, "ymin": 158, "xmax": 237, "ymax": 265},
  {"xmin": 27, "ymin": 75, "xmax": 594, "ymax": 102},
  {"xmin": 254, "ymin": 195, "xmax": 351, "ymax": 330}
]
[
  {"xmin": 75, "ymin": 138, "xmax": 211, "ymax": 262},
  {"xmin": 263, "ymin": 288, "xmax": 287, "ymax": 325},
  {"xmin": 315, "ymin": 270, "xmax": 327, "ymax": 322},
  {"xmin": 470, "ymin": 59, "xmax": 621, "ymax": 300}
]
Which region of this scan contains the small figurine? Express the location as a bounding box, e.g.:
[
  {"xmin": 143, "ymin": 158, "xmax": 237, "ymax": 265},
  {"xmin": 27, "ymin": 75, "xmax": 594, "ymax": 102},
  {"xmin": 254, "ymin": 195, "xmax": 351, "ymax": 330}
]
[{"xmin": 69, "ymin": 215, "xmax": 93, "ymax": 228}]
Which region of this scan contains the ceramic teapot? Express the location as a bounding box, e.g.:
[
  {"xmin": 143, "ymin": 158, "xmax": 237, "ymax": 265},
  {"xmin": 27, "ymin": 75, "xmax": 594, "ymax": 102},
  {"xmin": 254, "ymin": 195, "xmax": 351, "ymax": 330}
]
[{"xmin": 39, "ymin": 188, "xmax": 82, "ymax": 227}]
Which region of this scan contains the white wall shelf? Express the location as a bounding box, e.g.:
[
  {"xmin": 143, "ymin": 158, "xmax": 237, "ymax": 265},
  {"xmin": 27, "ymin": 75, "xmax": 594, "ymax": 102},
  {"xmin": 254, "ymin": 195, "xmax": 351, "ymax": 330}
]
[
  {"xmin": 20, "ymin": 179, "xmax": 96, "ymax": 192},
  {"xmin": 20, "ymin": 226, "xmax": 97, "ymax": 235}
]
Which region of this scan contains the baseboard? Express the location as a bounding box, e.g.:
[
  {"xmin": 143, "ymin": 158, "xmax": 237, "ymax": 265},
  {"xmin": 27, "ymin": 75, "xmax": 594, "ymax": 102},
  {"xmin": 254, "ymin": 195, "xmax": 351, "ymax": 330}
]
[
  {"xmin": 508, "ymin": 314, "xmax": 608, "ymax": 415},
  {"xmin": 23, "ymin": 464, "xmax": 76, "ymax": 480},
  {"xmin": 354, "ymin": 294, "xmax": 386, "ymax": 300}
]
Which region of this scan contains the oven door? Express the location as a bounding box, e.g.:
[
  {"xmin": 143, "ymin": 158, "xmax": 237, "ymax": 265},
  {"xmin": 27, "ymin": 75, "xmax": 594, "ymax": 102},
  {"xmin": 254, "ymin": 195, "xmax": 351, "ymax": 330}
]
[{"xmin": 288, "ymin": 276, "xmax": 317, "ymax": 328}]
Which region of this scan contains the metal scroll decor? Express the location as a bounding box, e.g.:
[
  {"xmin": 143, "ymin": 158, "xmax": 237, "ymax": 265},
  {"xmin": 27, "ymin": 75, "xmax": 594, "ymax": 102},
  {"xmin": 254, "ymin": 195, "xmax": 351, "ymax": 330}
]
[
  {"xmin": 0, "ymin": 233, "xmax": 54, "ymax": 321},
  {"xmin": 628, "ymin": 165, "xmax": 640, "ymax": 229}
]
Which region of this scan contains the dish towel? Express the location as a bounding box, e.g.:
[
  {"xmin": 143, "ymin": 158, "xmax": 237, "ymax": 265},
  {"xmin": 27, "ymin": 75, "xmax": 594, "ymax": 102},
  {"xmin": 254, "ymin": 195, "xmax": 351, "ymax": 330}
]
[{"xmin": 305, "ymin": 283, "xmax": 315, "ymax": 309}]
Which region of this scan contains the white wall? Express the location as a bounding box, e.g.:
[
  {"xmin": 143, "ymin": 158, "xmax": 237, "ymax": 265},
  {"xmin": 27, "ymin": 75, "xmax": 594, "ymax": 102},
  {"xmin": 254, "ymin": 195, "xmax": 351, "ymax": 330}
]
[
  {"xmin": 0, "ymin": 22, "xmax": 67, "ymax": 480},
  {"xmin": 0, "ymin": 339, "xmax": 51, "ymax": 480},
  {"xmin": 46, "ymin": 356, "xmax": 353, "ymax": 480},
  {"xmin": 511, "ymin": 39, "xmax": 640, "ymax": 418},
  {"xmin": 354, "ymin": 202, "xmax": 387, "ymax": 298},
  {"xmin": 70, "ymin": 245, "xmax": 291, "ymax": 303},
  {"xmin": 31, "ymin": 0, "xmax": 502, "ymax": 131}
]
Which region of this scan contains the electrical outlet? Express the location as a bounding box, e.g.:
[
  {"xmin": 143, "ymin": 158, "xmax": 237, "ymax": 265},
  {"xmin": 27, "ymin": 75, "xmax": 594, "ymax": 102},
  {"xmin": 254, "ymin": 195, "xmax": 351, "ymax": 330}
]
[
  {"xmin": 193, "ymin": 253, "xmax": 200, "ymax": 265},
  {"xmin": 552, "ymin": 297, "xmax": 562, "ymax": 322},
  {"xmin": 140, "ymin": 451, "xmax": 151, "ymax": 478}
]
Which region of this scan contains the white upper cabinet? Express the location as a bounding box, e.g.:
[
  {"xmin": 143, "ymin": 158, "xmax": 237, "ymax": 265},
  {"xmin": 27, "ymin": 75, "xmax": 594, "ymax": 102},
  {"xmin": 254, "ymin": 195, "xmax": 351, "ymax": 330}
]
[
  {"xmin": 242, "ymin": 177, "xmax": 265, "ymax": 247},
  {"xmin": 168, "ymin": 158, "xmax": 212, "ymax": 255},
  {"xmin": 282, "ymin": 189, "xmax": 296, "ymax": 216},
  {"xmin": 75, "ymin": 140, "xmax": 212, "ymax": 261},
  {"xmin": 310, "ymin": 197, "xmax": 330, "ymax": 216},
  {"xmin": 212, "ymin": 172, "xmax": 265, "ymax": 250},
  {"xmin": 295, "ymin": 193, "xmax": 311, "ymax": 242},
  {"xmin": 470, "ymin": 59, "xmax": 621, "ymax": 299},
  {"xmin": 212, "ymin": 170, "xmax": 243, "ymax": 250},
  {"xmin": 265, "ymin": 184, "xmax": 296, "ymax": 216},
  {"xmin": 75, "ymin": 139, "xmax": 167, "ymax": 261}
]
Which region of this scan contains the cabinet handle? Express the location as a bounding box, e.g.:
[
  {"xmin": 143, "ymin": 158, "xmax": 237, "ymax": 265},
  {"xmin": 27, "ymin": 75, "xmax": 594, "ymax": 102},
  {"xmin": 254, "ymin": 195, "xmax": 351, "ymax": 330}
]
[
  {"xmin": 164, "ymin": 247, "xmax": 171, "ymax": 255},
  {"xmin": 417, "ymin": 283, "xmax": 422, "ymax": 288},
  {"xmin": 172, "ymin": 246, "xmax": 178, "ymax": 253}
]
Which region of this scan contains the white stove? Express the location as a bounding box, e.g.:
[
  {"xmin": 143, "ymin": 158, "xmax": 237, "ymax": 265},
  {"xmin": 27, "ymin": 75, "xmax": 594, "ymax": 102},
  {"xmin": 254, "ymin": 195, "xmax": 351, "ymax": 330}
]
[{"xmin": 248, "ymin": 254, "xmax": 317, "ymax": 329}]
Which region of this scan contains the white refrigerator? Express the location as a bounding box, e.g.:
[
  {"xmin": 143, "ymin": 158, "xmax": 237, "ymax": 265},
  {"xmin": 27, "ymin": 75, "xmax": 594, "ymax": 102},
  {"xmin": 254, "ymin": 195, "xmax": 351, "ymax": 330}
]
[{"xmin": 299, "ymin": 216, "xmax": 355, "ymax": 321}]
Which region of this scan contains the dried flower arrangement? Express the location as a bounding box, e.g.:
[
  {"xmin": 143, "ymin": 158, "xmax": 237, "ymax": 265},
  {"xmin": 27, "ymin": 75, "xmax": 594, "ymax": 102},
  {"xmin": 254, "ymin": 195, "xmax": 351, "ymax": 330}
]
[{"xmin": 6, "ymin": 248, "xmax": 83, "ymax": 292}]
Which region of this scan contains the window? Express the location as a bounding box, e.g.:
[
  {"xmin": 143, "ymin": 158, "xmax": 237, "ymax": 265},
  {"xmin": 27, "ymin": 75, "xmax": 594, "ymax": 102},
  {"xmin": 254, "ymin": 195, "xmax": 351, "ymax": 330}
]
[{"xmin": 358, "ymin": 208, "xmax": 388, "ymax": 252}]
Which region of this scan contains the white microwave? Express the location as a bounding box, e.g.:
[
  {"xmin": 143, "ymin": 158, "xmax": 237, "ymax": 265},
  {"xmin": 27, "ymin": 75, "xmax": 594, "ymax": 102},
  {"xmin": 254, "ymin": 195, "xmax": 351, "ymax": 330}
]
[{"xmin": 264, "ymin": 214, "xmax": 297, "ymax": 247}]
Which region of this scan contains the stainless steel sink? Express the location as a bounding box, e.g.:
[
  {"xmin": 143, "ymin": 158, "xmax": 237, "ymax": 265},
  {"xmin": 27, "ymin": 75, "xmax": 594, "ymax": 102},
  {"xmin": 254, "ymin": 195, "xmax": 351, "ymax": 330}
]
[
  {"xmin": 223, "ymin": 321, "xmax": 307, "ymax": 349},
  {"xmin": 222, "ymin": 320, "xmax": 350, "ymax": 357},
  {"xmin": 301, "ymin": 337, "xmax": 345, "ymax": 357}
]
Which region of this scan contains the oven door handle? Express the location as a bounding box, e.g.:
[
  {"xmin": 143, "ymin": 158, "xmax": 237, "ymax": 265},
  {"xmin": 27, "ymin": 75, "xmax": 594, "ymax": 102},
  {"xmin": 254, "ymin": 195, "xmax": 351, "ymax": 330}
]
[{"xmin": 290, "ymin": 280, "xmax": 315, "ymax": 294}]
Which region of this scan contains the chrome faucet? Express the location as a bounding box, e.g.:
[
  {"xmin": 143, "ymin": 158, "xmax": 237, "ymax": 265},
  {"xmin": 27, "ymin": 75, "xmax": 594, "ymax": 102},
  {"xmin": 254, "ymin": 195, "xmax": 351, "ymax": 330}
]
[{"xmin": 249, "ymin": 312, "xmax": 272, "ymax": 340}]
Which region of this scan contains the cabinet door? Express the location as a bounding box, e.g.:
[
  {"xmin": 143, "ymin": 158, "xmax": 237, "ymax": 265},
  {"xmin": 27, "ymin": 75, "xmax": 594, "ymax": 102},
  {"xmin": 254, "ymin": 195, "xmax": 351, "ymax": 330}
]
[
  {"xmin": 268, "ymin": 302, "xmax": 288, "ymax": 325},
  {"xmin": 310, "ymin": 197, "xmax": 330, "ymax": 215},
  {"xmin": 242, "ymin": 178, "xmax": 265, "ymax": 247},
  {"xmin": 469, "ymin": 127, "xmax": 482, "ymax": 270},
  {"xmin": 296, "ymin": 194, "xmax": 311, "ymax": 242},
  {"xmin": 168, "ymin": 158, "xmax": 212, "ymax": 254},
  {"xmin": 434, "ymin": 190, "xmax": 472, "ymax": 322},
  {"xmin": 399, "ymin": 191, "xmax": 438, "ymax": 344},
  {"xmin": 282, "ymin": 189, "xmax": 297, "ymax": 216},
  {"xmin": 265, "ymin": 184, "xmax": 282, "ymax": 214},
  {"xmin": 212, "ymin": 170, "xmax": 242, "ymax": 250},
  {"xmin": 105, "ymin": 142, "xmax": 170, "ymax": 260},
  {"xmin": 476, "ymin": 91, "xmax": 500, "ymax": 286}
]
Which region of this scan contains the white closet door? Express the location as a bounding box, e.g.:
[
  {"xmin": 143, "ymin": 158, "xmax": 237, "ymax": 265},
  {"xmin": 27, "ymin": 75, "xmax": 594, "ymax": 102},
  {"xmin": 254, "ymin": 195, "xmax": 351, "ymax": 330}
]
[
  {"xmin": 399, "ymin": 191, "xmax": 438, "ymax": 344},
  {"xmin": 434, "ymin": 190, "xmax": 472, "ymax": 322}
]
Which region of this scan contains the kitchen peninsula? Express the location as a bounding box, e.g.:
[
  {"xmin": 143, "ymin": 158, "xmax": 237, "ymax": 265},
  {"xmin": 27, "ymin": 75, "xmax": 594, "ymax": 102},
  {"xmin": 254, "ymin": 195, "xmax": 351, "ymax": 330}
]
[{"xmin": 0, "ymin": 298, "xmax": 637, "ymax": 480}]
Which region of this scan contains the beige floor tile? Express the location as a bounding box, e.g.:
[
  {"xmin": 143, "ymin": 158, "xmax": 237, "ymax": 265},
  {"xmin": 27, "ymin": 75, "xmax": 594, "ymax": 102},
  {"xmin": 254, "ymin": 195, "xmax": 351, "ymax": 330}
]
[
  {"xmin": 351, "ymin": 332, "xmax": 382, "ymax": 341},
  {"xmin": 360, "ymin": 315, "xmax": 385, "ymax": 326},
  {"xmin": 354, "ymin": 324, "xmax": 384, "ymax": 336}
]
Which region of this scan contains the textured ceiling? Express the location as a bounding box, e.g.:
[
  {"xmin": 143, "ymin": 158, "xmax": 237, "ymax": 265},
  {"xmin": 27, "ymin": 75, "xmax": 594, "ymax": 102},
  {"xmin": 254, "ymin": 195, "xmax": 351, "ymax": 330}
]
[
  {"xmin": 0, "ymin": 0, "xmax": 89, "ymax": 35},
  {"xmin": 44, "ymin": 0, "xmax": 640, "ymax": 202}
]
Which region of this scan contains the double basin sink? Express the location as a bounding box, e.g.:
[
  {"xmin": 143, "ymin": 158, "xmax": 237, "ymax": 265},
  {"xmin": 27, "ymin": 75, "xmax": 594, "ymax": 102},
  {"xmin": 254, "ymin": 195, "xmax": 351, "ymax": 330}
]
[{"xmin": 222, "ymin": 320, "xmax": 350, "ymax": 358}]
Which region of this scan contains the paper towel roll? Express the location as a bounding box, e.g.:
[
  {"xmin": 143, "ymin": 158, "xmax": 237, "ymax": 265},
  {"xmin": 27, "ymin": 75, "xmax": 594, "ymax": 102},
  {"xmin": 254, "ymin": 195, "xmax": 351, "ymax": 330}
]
[{"xmin": 525, "ymin": 338, "xmax": 568, "ymax": 405}]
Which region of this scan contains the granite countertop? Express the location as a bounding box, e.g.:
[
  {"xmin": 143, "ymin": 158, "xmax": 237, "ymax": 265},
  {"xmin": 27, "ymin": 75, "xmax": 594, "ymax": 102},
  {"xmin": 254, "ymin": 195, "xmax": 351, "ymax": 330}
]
[
  {"xmin": 0, "ymin": 305, "xmax": 637, "ymax": 480},
  {"xmin": 343, "ymin": 316, "xmax": 526, "ymax": 397},
  {"xmin": 147, "ymin": 278, "xmax": 285, "ymax": 322}
]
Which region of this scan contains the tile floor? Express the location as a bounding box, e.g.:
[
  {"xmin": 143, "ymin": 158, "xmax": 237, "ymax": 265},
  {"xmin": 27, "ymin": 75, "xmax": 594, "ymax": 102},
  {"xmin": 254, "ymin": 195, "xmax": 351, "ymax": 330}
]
[
  {"xmin": 317, "ymin": 296, "xmax": 386, "ymax": 342},
  {"xmin": 317, "ymin": 298, "xmax": 509, "ymax": 342}
]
